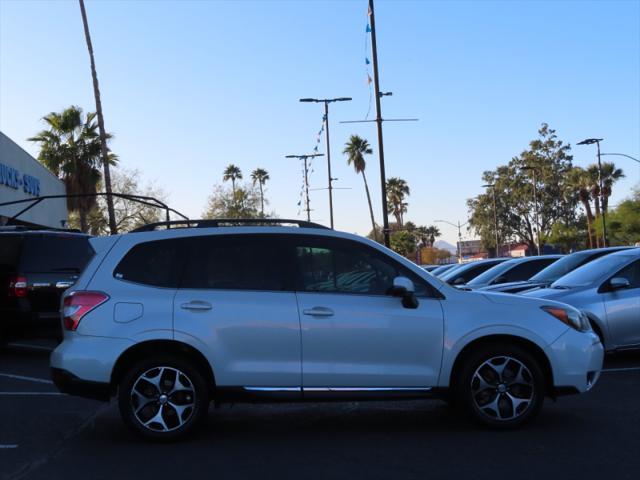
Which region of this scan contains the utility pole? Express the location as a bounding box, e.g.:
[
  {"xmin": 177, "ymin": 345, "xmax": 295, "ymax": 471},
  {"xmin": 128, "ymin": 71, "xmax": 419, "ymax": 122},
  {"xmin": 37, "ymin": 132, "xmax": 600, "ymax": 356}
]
[
  {"xmin": 483, "ymin": 184, "xmax": 499, "ymax": 257},
  {"xmin": 299, "ymin": 97, "xmax": 352, "ymax": 229},
  {"xmin": 368, "ymin": 0, "xmax": 391, "ymax": 248},
  {"xmin": 286, "ymin": 154, "xmax": 324, "ymax": 222},
  {"xmin": 578, "ymin": 138, "xmax": 607, "ymax": 247}
]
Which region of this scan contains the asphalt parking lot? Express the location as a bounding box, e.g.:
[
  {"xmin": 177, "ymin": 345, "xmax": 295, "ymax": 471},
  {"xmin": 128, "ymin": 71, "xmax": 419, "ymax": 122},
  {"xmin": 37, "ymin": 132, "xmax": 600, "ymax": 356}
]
[{"xmin": 2, "ymin": 340, "xmax": 640, "ymax": 480}]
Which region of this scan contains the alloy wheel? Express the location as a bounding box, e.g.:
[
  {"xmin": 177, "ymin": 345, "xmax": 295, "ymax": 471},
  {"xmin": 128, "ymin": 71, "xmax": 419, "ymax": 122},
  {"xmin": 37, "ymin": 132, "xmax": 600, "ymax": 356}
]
[
  {"xmin": 130, "ymin": 366, "xmax": 196, "ymax": 432},
  {"xmin": 470, "ymin": 356, "xmax": 535, "ymax": 421}
]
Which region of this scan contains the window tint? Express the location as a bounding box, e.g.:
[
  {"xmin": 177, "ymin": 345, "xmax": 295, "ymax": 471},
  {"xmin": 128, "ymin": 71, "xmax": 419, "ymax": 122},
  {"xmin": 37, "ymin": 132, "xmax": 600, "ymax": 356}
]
[
  {"xmin": 114, "ymin": 238, "xmax": 186, "ymax": 288},
  {"xmin": 181, "ymin": 235, "xmax": 289, "ymax": 291},
  {"xmin": 502, "ymin": 258, "xmax": 557, "ymax": 283},
  {"xmin": 294, "ymin": 237, "xmax": 433, "ymax": 297},
  {"xmin": 613, "ymin": 260, "xmax": 640, "ymax": 288},
  {"xmin": 553, "ymin": 254, "xmax": 637, "ymax": 288},
  {"xmin": 20, "ymin": 235, "xmax": 94, "ymax": 273}
]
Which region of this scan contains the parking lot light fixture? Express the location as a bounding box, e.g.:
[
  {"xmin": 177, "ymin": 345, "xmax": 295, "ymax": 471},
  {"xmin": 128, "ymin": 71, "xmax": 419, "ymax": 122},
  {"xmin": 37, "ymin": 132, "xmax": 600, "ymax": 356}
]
[
  {"xmin": 577, "ymin": 138, "xmax": 607, "ymax": 247},
  {"xmin": 434, "ymin": 219, "xmax": 468, "ymax": 263}
]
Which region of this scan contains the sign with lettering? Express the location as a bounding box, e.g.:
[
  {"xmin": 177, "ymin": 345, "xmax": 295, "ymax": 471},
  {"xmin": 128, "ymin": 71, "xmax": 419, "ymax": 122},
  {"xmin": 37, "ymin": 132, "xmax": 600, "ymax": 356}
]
[{"xmin": 0, "ymin": 161, "xmax": 40, "ymax": 196}]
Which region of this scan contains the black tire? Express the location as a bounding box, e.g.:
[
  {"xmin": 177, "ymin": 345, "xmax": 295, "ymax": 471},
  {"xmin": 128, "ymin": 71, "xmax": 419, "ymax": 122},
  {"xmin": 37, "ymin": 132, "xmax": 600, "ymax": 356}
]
[
  {"xmin": 118, "ymin": 355, "xmax": 210, "ymax": 441},
  {"xmin": 455, "ymin": 344, "xmax": 545, "ymax": 429}
]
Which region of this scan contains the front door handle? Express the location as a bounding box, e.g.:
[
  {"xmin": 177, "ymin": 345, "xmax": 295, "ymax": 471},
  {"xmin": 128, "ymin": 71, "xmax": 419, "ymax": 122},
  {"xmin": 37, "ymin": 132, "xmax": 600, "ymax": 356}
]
[
  {"xmin": 303, "ymin": 307, "xmax": 334, "ymax": 317},
  {"xmin": 181, "ymin": 301, "xmax": 212, "ymax": 311}
]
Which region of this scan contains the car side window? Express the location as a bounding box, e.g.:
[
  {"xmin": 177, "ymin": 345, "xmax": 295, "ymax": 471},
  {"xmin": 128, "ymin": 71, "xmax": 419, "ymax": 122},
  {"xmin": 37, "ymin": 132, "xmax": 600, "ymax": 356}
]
[
  {"xmin": 503, "ymin": 259, "xmax": 554, "ymax": 283},
  {"xmin": 613, "ymin": 260, "xmax": 640, "ymax": 288},
  {"xmin": 114, "ymin": 238, "xmax": 187, "ymax": 288},
  {"xmin": 294, "ymin": 237, "xmax": 433, "ymax": 297},
  {"xmin": 181, "ymin": 234, "xmax": 290, "ymax": 291}
]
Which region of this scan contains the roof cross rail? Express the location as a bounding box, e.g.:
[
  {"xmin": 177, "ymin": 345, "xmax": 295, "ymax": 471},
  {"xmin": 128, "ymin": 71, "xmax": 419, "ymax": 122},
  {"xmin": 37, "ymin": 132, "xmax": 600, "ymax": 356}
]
[{"xmin": 130, "ymin": 218, "xmax": 329, "ymax": 232}]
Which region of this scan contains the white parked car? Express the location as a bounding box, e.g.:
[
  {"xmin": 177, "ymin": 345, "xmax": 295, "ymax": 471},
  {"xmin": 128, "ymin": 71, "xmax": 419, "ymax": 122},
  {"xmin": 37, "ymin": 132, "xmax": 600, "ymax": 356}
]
[{"xmin": 51, "ymin": 220, "xmax": 603, "ymax": 440}]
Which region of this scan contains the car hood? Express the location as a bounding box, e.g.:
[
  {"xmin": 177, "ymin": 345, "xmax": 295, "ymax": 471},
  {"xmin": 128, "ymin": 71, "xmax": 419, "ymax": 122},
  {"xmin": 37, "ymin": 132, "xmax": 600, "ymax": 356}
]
[
  {"xmin": 522, "ymin": 286, "xmax": 584, "ymax": 301},
  {"xmin": 479, "ymin": 291, "xmax": 562, "ymax": 307}
]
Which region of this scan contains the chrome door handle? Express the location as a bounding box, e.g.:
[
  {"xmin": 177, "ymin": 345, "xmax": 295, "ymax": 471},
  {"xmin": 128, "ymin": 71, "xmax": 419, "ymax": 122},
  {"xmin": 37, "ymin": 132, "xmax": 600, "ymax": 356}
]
[
  {"xmin": 180, "ymin": 301, "xmax": 212, "ymax": 311},
  {"xmin": 303, "ymin": 307, "xmax": 334, "ymax": 317}
]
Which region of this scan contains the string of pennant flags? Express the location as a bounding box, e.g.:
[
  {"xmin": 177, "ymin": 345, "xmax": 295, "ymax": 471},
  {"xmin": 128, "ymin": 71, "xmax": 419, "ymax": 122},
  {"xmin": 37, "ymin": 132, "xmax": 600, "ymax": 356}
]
[
  {"xmin": 297, "ymin": 113, "xmax": 326, "ymax": 216},
  {"xmin": 365, "ymin": 4, "xmax": 373, "ymax": 119}
]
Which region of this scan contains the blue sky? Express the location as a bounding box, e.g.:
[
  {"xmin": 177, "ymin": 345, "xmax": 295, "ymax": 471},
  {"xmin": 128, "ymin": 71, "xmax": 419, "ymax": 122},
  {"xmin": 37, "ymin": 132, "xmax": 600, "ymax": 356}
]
[{"xmin": 1, "ymin": 0, "xmax": 638, "ymax": 244}]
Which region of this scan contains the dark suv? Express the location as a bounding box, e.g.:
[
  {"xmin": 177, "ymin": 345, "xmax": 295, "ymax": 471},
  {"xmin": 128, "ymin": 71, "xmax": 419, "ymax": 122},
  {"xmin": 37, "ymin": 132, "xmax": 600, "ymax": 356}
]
[{"xmin": 0, "ymin": 228, "xmax": 94, "ymax": 340}]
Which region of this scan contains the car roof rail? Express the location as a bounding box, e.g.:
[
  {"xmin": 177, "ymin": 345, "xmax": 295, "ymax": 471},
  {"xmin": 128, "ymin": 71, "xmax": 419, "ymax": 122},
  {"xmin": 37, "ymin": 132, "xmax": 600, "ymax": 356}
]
[
  {"xmin": 130, "ymin": 218, "xmax": 330, "ymax": 233},
  {"xmin": 0, "ymin": 225, "xmax": 83, "ymax": 233}
]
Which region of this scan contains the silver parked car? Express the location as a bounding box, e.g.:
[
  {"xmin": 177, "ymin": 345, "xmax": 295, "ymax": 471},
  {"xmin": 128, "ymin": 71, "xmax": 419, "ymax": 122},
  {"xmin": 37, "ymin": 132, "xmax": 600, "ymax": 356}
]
[{"xmin": 524, "ymin": 249, "xmax": 640, "ymax": 351}]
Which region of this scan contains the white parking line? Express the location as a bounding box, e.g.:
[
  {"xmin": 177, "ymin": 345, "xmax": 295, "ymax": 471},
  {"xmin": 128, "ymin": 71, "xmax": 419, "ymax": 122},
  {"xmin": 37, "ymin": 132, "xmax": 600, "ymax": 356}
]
[
  {"xmin": 0, "ymin": 392, "xmax": 65, "ymax": 396},
  {"xmin": 0, "ymin": 373, "xmax": 54, "ymax": 384},
  {"xmin": 603, "ymin": 366, "xmax": 640, "ymax": 372},
  {"xmin": 5, "ymin": 342, "xmax": 54, "ymax": 352},
  {"xmin": 0, "ymin": 444, "xmax": 18, "ymax": 449}
]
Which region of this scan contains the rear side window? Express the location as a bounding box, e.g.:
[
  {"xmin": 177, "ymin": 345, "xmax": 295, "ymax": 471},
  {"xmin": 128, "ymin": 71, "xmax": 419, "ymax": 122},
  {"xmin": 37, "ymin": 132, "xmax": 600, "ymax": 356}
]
[
  {"xmin": 181, "ymin": 234, "xmax": 290, "ymax": 291},
  {"xmin": 503, "ymin": 258, "xmax": 557, "ymax": 283},
  {"xmin": 114, "ymin": 238, "xmax": 187, "ymax": 288},
  {"xmin": 20, "ymin": 235, "xmax": 94, "ymax": 273}
]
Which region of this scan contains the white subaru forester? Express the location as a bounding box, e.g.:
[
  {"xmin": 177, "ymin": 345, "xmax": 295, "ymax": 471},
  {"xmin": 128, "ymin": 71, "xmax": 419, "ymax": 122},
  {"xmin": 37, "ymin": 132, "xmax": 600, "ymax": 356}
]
[{"xmin": 51, "ymin": 220, "xmax": 603, "ymax": 440}]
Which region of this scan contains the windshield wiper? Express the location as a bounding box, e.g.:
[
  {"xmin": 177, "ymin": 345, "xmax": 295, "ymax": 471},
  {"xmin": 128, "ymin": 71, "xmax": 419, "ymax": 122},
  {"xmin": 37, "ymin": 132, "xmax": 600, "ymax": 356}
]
[{"xmin": 551, "ymin": 285, "xmax": 571, "ymax": 290}]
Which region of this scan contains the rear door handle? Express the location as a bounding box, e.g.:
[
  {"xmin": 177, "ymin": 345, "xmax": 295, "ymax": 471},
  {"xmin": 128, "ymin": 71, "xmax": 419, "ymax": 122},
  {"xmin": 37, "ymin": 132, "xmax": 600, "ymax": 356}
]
[
  {"xmin": 303, "ymin": 307, "xmax": 334, "ymax": 317},
  {"xmin": 180, "ymin": 301, "xmax": 212, "ymax": 311}
]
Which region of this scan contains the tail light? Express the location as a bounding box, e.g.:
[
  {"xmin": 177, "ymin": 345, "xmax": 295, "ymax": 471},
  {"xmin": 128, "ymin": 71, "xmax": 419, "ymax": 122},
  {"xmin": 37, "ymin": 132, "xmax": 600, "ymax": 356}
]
[
  {"xmin": 62, "ymin": 291, "xmax": 109, "ymax": 331},
  {"xmin": 8, "ymin": 276, "xmax": 28, "ymax": 298}
]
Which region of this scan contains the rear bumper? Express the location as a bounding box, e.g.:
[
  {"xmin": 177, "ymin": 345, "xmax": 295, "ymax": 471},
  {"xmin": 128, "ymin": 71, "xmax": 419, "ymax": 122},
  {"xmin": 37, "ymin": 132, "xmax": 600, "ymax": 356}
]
[{"xmin": 50, "ymin": 367, "xmax": 111, "ymax": 401}]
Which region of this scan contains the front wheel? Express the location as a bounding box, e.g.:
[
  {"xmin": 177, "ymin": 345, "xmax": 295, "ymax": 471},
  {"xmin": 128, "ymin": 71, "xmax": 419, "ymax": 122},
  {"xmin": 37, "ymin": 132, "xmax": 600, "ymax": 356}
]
[
  {"xmin": 118, "ymin": 356, "xmax": 210, "ymax": 441},
  {"xmin": 455, "ymin": 344, "xmax": 545, "ymax": 428}
]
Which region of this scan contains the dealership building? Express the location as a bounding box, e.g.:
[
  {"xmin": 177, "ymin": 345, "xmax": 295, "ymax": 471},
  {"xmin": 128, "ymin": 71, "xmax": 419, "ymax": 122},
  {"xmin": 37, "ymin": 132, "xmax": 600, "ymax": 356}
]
[{"xmin": 0, "ymin": 131, "xmax": 68, "ymax": 229}]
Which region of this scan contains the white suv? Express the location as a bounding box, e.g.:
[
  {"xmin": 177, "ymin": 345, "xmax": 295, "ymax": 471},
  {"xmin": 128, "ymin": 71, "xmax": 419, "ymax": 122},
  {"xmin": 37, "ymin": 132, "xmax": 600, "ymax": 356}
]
[{"xmin": 51, "ymin": 220, "xmax": 603, "ymax": 440}]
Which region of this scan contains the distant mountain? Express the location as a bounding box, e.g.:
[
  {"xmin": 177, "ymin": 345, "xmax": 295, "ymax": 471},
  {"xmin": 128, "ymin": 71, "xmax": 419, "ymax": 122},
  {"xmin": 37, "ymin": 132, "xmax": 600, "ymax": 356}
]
[{"xmin": 434, "ymin": 240, "xmax": 457, "ymax": 254}]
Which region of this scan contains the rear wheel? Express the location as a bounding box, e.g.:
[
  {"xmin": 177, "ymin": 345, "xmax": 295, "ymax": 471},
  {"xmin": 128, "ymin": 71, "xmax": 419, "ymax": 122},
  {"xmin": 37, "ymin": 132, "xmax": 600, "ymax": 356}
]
[
  {"xmin": 455, "ymin": 344, "xmax": 545, "ymax": 428},
  {"xmin": 118, "ymin": 356, "xmax": 210, "ymax": 441}
]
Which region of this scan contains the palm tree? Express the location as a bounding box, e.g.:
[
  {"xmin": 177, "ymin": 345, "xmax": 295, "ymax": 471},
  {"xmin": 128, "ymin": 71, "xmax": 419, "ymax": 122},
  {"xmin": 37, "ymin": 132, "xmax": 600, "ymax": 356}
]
[
  {"xmin": 344, "ymin": 135, "xmax": 377, "ymax": 240},
  {"xmin": 223, "ymin": 164, "xmax": 243, "ymax": 196},
  {"xmin": 251, "ymin": 168, "xmax": 270, "ymax": 217},
  {"xmin": 424, "ymin": 225, "xmax": 441, "ymax": 247},
  {"xmin": 568, "ymin": 167, "xmax": 595, "ymax": 248},
  {"xmin": 386, "ymin": 177, "xmax": 410, "ymax": 226},
  {"xmin": 79, "ymin": 0, "xmax": 117, "ymax": 234},
  {"xmin": 599, "ymin": 162, "xmax": 625, "ymax": 214},
  {"xmin": 29, "ymin": 106, "xmax": 116, "ymax": 232}
]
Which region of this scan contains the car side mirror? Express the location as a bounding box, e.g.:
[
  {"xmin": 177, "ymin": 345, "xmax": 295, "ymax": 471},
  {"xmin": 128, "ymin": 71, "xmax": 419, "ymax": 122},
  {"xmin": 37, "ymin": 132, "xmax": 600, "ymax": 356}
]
[
  {"xmin": 391, "ymin": 276, "xmax": 419, "ymax": 309},
  {"xmin": 609, "ymin": 277, "xmax": 631, "ymax": 290}
]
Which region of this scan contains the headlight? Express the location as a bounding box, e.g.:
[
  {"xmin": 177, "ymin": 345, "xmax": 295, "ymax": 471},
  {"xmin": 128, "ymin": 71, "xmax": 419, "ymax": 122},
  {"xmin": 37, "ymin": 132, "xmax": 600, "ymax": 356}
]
[{"xmin": 541, "ymin": 306, "xmax": 591, "ymax": 332}]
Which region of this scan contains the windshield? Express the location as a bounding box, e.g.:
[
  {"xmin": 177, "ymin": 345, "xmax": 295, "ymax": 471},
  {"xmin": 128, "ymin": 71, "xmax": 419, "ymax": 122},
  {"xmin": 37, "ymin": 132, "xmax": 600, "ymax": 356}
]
[
  {"xmin": 530, "ymin": 252, "xmax": 593, "ymax": 283},
  {"xmin": 552, "ymin": 253, "xmax": 635, "ymax": 288},
  {"xmin": 467, "ymin": 260, "xmax": 516, "ymax": 286}
]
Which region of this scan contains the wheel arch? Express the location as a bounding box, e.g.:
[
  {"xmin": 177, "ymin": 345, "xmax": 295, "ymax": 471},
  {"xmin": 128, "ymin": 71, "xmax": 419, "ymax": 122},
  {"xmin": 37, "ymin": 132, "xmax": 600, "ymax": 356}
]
[
  {"xmin": 448, "ymin": 334, "xmax": 555, "ymax": 397},
  {"xmin": 110, "ymin": 340, "xmax": 216, "ymax": 395}
]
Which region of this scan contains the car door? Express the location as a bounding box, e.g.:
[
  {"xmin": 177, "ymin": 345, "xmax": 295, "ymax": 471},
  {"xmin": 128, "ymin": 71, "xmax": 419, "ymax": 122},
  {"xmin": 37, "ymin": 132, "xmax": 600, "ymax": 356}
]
[
  {"xmin": 603, "ymin": 259, "xmax": 640, "ymax": 348},
  {"xmin": 173, "ymin": 234, "xmax": 302, "ymax": 390},
  {"xmin": 292, "ymin": 235, "xmax": 444, "ymax": 390}
]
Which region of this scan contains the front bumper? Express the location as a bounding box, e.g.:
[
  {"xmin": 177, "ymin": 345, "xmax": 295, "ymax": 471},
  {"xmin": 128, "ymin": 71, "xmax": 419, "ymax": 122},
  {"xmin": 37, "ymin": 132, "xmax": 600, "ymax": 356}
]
[
  {"xmin": 51, "ymin": 367, "xmax": 111, "ymax": 401},
  {"xmin": 548, "ymin": 327, "xmax": 604, "ymax": 394}
]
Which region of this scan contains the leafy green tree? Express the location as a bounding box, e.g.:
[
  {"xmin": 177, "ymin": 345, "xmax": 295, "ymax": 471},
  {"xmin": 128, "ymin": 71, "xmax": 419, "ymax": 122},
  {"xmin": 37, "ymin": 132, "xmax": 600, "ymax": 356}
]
[
  {"xmin": 594, "ymin": 186, "xmax": 640, "ymax": 246},
  {"xmin": 251, "ymin": 168, "xmax": 270, "ymax": 217},
  {"xmin": 344, "ymin": 135, "xmax": 377, "ymax": 241},
  {"xmin": 390, "ymin": 230, "xmax": 417, "ymax": 257},
  {"xmin": 202, "ymin": 183, "xmax": 261, "ymax": 219},
  {"xmin": 386, "ymin": 177, "xmax": 410, "ymax": 226},
  {"xmin": 567, "ymin": 167, "xmax": 595, "ymax": 248},
  {"xmin": 29, "ymin": 106, "xmax": 116, "ymax": 232},
  {"xmin": 467, "ymin": 123, "xmax": 573, "ymax": 252}
]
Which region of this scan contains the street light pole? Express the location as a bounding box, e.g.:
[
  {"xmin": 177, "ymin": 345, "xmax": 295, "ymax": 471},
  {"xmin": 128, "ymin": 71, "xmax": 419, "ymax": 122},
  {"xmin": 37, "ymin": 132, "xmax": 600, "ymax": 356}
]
[
  {"xmin": 483, "ymin": 184, "xmax": 499, "ymax": 258},
  {"xmin": 435, "ymin": 219, "xmax": 469, "ymax": 263},
  {"xmin": 578, "ymin": 138, "xmax": 607, "ymax": 247},
  {"xmin": 286, "ymin": 153, "xmax": 325, "ymax": 222},
  {"xmin": 299, "ymin": 97, "xmax": 352, "ymax": 229}
]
